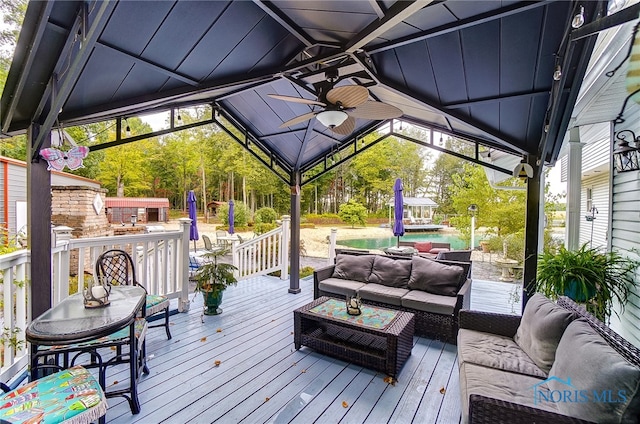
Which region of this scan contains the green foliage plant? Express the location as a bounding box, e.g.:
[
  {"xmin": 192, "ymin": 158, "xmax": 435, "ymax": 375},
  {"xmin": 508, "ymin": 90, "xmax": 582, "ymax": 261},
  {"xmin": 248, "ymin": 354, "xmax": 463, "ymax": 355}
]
[
  {"xmin": 254, "ymin": 207, "xmax": 277, "ymax": 224},
  {"xmin": 338, "ymin": 200, "xmax": 367, "ymax": 228},
  {"xmin": 194, "ymin": 249, "xmax": 238, "ymax": 295},
  {"xmin": 532, "ymin": 243, "xmax": 640, "ymax": 322},
  {"xmin": 218, "ymin": 201, "xmax": 249, "ymax": 227}
]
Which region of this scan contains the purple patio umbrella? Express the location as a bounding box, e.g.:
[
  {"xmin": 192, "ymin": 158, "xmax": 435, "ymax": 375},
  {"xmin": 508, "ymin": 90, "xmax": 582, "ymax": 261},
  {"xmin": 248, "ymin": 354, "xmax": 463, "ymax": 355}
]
[
  {"xmin": 393, "ymin": 178, "xmax": 405, "ymax": 247},
  {"xmin": 187, "ymin": 190, "xmax": 199, "ymax": 251},
  {"xmin": 228, "ymin": 200, "xmax": 235, "ymax": 235}
]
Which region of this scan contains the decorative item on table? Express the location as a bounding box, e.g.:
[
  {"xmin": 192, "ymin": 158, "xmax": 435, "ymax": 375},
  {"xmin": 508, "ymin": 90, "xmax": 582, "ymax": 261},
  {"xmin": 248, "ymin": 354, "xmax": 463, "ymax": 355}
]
[
  {"xmin": 346, "ymin": 295, "xmax": 362, "ymax": 316},
  {"xmin": 83, "ymin": 275, "xmax": 111, "ymax": 308}
]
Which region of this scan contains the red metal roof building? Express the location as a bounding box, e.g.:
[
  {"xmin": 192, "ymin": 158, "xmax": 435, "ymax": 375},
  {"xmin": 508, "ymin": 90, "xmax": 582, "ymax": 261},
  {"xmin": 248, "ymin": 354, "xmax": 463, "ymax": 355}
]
[{"xmin": 105, "ymin": 198, "xmax": 170, "ymax": 224}]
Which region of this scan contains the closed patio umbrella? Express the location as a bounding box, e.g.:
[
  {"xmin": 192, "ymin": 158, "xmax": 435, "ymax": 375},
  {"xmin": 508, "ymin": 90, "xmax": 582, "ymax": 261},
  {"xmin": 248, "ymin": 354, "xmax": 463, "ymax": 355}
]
[
  {"xmin": 228, "ymin": 200, "xmax": 235, "ymax": 235},
  {"xmin": 187, "ymin": 190, "xmax": 199, "ymax": 252},
  {"xmin": 393, "ymin": 178, "xmax": 404, "ymax": 247}
]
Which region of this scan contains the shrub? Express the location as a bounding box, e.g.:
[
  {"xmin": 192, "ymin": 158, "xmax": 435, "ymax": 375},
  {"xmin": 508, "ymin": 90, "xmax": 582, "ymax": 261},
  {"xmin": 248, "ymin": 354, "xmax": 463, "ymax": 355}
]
[
  {"xmin": 254, "ymin": 207, "xmax": 277, "ymax": 224},
  {"xmin": 304, "ymin": 214, "xmax": 342, "ymax": 225},
  {"xmin": 254, "ymin": 222, "xmax": 277, "ymax": 235},
  {"xmin": 338, "ymin": 200, "xmax": 367, "ymax": 228}
]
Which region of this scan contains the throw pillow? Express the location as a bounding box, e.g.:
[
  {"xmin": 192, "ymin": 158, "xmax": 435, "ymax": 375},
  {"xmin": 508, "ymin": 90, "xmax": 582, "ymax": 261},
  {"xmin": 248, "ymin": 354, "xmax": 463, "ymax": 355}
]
[
  {"xmin": 369, "ymin": 255, "xmax": 412, "ymax": 288},
  {"xmin": 548, "ymin": 319, "xmax": 640, "ymax": 423},
  {"xmin": 407, "ymin": 255, "xmax": 464, "ymax": 296},
  {"xmin": 331, "ymin": 254, "xmax": 375, "ymax": 282},
  {"xmin": 513, "ymin": 293, "xmax": 576, "ymax": 373},
  {"xmin": 414, "ymin": 241, "xmax": 433, "ymax": 253}
]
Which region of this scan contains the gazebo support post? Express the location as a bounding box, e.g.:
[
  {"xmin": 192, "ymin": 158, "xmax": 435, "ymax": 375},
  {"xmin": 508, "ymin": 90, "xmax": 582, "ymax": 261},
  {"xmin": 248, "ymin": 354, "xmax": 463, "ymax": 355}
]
[
  {"xmin": 288, "ymin": 172, "xmax": 301, "ymax": 294},
  {"xmin": 28, "ymin": 123, "xmax": 53, "ymax": 318},
  {"xmin": 522, "ymin": 154, "xmax": 541, "ymax": 312}
]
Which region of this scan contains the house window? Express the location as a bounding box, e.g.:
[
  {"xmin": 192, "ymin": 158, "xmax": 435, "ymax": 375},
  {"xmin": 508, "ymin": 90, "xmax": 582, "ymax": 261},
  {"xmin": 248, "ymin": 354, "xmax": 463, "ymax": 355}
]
[{"xmin": 586, "ymin": 187, "xmax": 593, "ymax": 213}]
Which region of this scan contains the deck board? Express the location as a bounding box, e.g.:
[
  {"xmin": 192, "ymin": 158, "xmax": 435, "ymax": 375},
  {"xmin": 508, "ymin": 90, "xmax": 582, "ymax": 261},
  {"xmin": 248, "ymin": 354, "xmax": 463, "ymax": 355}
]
[{"xmin": 100, "ymin": 275, "xmax": 517, "ymax": 423}]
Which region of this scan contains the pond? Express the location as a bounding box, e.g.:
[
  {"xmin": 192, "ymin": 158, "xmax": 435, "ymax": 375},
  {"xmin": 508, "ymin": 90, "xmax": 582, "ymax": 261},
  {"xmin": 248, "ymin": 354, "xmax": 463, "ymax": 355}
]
[{"xmin": 339, "ymin": 233, "xmax": 469, "ymax": 250}]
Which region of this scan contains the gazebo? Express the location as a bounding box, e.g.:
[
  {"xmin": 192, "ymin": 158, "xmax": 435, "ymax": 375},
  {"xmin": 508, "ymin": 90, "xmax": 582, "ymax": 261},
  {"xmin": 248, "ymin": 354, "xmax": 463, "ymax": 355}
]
[{"xmin": 0, "ymin": 0, "xmax": 618, "ymax": 321}]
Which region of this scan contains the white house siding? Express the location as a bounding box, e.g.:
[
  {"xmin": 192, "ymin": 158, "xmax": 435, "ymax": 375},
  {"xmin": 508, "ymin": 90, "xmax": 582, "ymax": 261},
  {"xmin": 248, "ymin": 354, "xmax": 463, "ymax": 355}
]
[
  {"xmin": 0, "ymin": 156, "xmax": 100, "ymax": 239},
  {"xmin": 0, "ymin": 161, "xmax": 28, "ymax": 237},
  {"xmin": 610, "ymin": 167, "xmax": 640, "ymax": 347},
  {"xmin": 579, "ymin": 173, "xmax": 609, "ymax": 249}
]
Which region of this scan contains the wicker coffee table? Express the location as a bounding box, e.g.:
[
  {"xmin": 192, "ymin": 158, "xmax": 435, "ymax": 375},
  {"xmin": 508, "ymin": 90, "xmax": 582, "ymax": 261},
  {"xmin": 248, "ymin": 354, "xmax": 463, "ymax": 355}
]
[{"xmin": 294, "ymin": 297, "xmax": 415, "ymax": 378}]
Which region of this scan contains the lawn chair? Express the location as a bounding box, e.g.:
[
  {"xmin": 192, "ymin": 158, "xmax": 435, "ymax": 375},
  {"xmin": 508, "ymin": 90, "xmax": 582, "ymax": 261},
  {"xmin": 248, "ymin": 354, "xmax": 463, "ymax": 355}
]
[{"xmin": 96, "ymin": 249, "xmax": 172, "ymax": 340}]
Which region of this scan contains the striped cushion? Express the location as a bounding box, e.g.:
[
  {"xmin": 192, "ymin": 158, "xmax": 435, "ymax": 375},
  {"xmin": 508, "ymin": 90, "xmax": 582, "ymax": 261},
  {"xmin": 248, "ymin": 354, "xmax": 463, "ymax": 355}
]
[
  {"xmin": 146, "ymin": 294, "xmax": 169, "ymax": 316},
  {"xmin": 0, "ymin": 366, "xmax": 107, "ymax": 424}
]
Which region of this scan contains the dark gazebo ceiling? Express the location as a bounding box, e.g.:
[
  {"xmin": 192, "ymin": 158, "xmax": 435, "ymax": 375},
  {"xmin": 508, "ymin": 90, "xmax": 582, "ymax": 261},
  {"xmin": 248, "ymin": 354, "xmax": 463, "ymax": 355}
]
[{"xmin": 1, "ymin": 0, "xmax": 608, "ymax": 182}]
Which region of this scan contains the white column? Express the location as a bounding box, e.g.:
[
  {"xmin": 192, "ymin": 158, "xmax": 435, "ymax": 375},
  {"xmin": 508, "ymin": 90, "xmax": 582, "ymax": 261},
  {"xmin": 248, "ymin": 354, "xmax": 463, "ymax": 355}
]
[
  {"xmin": 328, "ymin": 228, "xmax": 337, "ymax": 265},
  {"xmin": 565, "ymin": 127, "xmax": 584, "ymax": 250}
]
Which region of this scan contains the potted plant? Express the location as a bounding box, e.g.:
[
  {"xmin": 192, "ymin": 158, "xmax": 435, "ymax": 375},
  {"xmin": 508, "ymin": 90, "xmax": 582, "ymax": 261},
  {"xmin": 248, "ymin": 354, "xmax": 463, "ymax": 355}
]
[
  {"xmin": 532, "ymin": 243, "xmax": 639, "ymax": 322},
  {"xmin": 194, "ymin": 249, "xmax": 238, "ymax": 315}
]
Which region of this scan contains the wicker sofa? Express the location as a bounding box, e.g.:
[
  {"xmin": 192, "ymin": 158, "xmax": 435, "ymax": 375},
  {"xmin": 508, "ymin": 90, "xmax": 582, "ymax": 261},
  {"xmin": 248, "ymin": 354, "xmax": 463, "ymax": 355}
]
[
  {"xmin": 313, "ymin": 252, "xmax": 471, "ymax": 343},
  {"xmin": 458, "ymin": 294, "xmax": 640, "ymax": 423}
]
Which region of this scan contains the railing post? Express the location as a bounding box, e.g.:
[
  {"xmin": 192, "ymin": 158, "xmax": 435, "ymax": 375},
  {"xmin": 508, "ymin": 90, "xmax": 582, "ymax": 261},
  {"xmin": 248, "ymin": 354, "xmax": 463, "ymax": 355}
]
[
  {"xmin": 178, "ymin": 218, "xmax": 191, "ymax": 312},
  {"xmin": 328, "ymin": 228, "xmax": 337, "ymax": 265},
  {"xmin": 231, "ymin": 238, "xmax": 240, "ymax": 278},
  {"xmin": 280, "ymin": 215, "xmax": 290, "ymax": 281}
]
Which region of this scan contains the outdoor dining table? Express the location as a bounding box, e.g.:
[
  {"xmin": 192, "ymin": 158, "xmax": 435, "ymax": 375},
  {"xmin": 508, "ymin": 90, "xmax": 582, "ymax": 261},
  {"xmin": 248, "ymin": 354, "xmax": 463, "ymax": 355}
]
[{"xmin": 26, "ymin": 285, "xmax": 147, "ymax": 413}]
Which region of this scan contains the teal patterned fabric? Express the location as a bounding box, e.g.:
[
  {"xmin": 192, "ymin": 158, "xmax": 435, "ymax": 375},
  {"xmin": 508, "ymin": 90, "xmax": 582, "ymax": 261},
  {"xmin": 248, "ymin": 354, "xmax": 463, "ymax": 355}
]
[
  {"xmin": 0, "ymin": 366, "xmax": 107, "ymax": 424},
  {"xmin": 309, "ymin": 298, "xmax": 398, "ymax": 329},
  {"xmin": 145, "ymin": 294, "xmax": 168, "ymax": 316}
]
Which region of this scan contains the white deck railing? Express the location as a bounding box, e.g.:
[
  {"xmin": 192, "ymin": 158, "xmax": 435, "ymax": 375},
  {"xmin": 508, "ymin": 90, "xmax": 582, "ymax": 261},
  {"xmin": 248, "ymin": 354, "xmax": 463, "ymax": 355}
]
[
  {"xmin": 52, "ymin": 218, "xmax": 192, "ymax": 311},
  {"xmin": 0, "ymin": 249, "xmax": 30, "ymax": 382},
  {"xmin": 0, "ymin": 216, "xmax": 293, "ymax": 382},
  {"xmin": 232, "ymin": 215, "xmax": 289, "ymax": 280}
]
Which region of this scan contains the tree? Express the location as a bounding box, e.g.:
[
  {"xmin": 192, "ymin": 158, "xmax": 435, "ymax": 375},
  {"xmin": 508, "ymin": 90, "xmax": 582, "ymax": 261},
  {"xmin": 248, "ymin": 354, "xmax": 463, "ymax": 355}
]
[
  {"xmin": 448, "ymin": 162, "xmax": 526, "ymax": 246},
  {"xmin": 96, "ymin": 118, "xmax": 156, "ymax": 197},
  {"xmin": 338, "ymin": 200, "xmax": 367, "ymax": 228}
]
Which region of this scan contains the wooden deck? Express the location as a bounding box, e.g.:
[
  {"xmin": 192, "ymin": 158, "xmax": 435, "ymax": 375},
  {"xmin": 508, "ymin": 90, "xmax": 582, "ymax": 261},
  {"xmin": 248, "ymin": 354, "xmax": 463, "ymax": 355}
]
[{"xmin": 104, "ymin": 276, "xmax": 521, "ymax": 423}]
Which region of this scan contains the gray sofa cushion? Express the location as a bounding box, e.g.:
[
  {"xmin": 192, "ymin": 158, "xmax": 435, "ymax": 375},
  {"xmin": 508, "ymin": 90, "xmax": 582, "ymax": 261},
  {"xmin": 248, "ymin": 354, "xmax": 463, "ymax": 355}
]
[
  {"xmin": 318, "ymin": 277, "xmax": 366, "ymax": 298},
  {"xmin": 400, "ymin": 290, "xmax": 457, "ymax": 315},
  {"xmin": 457, "ymin": 329, "xmax": 547, "ymax": 378},
  {"xmin": 332, "ymin": 254, "xmax": 375, "ymax": 282},
  {"xmin": 368, "ymin": 255, "xmax": 412, "ymax": 288},
  {"xmin": 513, "ymin": 293, "xmax": 576, "ymax": 373},
  {"xmin": 459, "ymin": 362, "xmax": 558, "ymax": 424},
  {"xmin": 408, "ymin": 255, "xmax": 464, "ymax": 296},
  {"xmin": 357, "ymin": 283, "xmax": 408, "ymax": 306},
  {"xmin": 548, "ymin": 319, "xmax": 640, "ymax": 423}
]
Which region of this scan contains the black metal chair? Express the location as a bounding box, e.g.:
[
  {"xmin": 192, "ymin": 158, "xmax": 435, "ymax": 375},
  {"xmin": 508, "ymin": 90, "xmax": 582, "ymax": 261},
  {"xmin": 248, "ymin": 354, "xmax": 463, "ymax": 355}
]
[{"xmin": 96, "ymin": 249, "xmax": 172, "ymax": 340}]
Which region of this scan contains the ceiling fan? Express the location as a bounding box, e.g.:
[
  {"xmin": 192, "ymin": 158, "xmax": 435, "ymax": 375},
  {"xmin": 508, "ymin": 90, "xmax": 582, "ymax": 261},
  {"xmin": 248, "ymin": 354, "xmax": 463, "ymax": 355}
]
[{"xmin": 269, "ymin": 69, "xmax": 403, "ymax": 135}]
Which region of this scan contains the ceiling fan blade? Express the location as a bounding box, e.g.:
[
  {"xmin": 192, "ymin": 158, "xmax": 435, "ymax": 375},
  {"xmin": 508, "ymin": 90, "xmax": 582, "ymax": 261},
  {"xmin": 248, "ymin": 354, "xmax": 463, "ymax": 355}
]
[
  {"xmin": 268, "ymin": 94, "xmax": 325, "ymax": 107},
  {"xmin": 280, "ymin": 112, "xmax": 316, "ymax": 128},
  {"xmin": 326, "ymin": 86, "xmax": 368, "ymax": 108},
  {"xmin": 347, "ymin": 101, "xmax": 403, "ymax": 120},
  {"xmin": 330, "ymin": 116, "xmax": 356, "ymax": 135}
]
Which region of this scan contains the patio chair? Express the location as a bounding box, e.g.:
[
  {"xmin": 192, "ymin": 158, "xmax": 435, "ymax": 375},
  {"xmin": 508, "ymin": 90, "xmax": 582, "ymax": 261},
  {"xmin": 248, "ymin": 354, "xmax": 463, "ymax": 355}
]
[
  {"xmin": 435, "ymin": 249, "xmax": 472, "ymax": 262},
  {"xmin": 216, "ymin": 229, "xmax": 230, "ymax": 248},
  {"xmin": 96, "ymin": 249, "xmax": 172, "ymax": 340},
  {"xmin": 1, "ymin": 365, "xmax": 108, "ymax": 424},
  {"xmin": 202, "ymin": 234, "xmax": 222, "ymax": 252}
]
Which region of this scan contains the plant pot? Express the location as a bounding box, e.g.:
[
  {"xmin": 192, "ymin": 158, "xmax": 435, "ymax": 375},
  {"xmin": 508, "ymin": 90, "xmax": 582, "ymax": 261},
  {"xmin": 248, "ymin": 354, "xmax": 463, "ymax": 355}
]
[
  {"xmin": 563, "ymin": 279, "xmax": 596, "ymax": 303},
  {"xmin": 203, "ymin": 290, "xmax": 224, "ymax": 315}
]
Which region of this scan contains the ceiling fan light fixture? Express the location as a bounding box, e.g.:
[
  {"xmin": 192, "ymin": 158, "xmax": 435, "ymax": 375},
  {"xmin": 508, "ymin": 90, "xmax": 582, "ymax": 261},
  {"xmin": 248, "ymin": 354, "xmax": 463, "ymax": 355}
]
[{"xmin": 316, "ymin": 110, "xmax": 348, "ymax": 128}]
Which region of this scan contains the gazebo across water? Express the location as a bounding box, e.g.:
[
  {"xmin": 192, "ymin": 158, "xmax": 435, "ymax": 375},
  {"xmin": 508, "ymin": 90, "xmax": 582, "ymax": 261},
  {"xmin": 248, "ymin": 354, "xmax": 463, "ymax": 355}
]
[{"xmin": 388, "ymin": 197, "xmax": 443, "ymax": 231}]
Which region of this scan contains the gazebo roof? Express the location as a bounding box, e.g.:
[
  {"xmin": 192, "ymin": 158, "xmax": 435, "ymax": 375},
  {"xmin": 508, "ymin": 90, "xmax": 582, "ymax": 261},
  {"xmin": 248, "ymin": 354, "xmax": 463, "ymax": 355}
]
[{"xmin": 0, "ymin": 1, "xmax": 608, "ymax": 182}]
